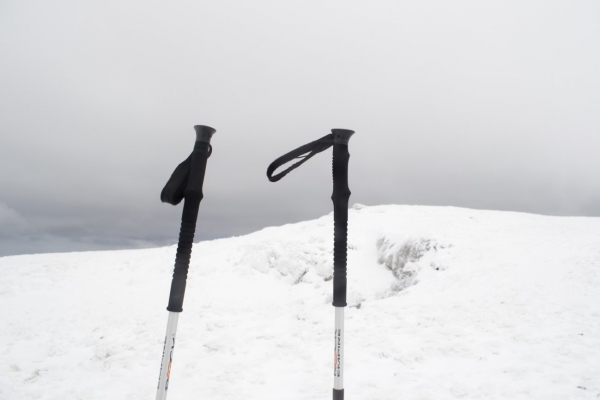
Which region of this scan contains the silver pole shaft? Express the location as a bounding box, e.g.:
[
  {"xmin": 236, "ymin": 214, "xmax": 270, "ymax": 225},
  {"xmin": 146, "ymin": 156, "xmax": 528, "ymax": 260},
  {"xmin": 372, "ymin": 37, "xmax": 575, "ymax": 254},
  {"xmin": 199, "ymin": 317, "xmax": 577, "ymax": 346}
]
[
  {"xmin": 333, "ymin": 307, "xmax": 345, "ymax": 390},
  {"xmin": 156, "ymin": 312, "xmax": 180, "ymax": 400}
]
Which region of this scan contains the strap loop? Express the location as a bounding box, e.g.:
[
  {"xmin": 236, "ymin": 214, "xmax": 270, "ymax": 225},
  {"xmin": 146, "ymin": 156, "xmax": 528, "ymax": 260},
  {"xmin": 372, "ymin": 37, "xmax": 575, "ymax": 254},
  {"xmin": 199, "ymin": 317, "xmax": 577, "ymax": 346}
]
[
  {"xmin": 267, "ymin": 134, "xmax": 334, "ymax": 182},
  {"xmin": 161, "ymin": 144, "xmax": 212, "ymax": 205}
]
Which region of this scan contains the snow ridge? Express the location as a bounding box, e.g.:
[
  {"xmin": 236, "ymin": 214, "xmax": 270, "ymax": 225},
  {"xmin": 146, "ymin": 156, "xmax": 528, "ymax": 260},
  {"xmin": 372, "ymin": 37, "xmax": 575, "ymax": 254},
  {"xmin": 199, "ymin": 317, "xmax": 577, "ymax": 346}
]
[{"xmin": 1, "ymin": 205, "xmax": 599, "ymax": 400}]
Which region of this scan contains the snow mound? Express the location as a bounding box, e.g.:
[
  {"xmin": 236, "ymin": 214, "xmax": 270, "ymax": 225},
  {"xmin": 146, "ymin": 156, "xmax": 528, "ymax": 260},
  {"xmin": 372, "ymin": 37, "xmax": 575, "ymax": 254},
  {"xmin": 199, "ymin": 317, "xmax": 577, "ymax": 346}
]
[
  {"xmin": 376, "ymin": 235, "xmax": 452, "ymax": 291},
  {"xmin": 1, "ymin": 205, "xmax": 600, "ymax": 400}
]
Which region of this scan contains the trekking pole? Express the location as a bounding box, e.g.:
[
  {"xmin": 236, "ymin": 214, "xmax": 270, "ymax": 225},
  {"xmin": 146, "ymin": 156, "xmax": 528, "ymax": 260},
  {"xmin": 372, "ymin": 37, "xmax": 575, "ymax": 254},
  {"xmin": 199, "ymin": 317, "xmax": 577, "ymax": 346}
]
[
  {"xmin": 155, "ymin": 125, "xmax": 216, "ymax": 400},
  {"xmin": 267, "ymin": 128, "xmax": 355, "ymax": 400}
]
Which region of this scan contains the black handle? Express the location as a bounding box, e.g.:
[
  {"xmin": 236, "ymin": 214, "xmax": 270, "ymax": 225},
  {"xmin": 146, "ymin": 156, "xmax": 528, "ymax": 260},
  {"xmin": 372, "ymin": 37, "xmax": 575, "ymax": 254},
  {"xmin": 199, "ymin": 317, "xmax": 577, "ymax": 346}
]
[
  {"xmin": 331, "ymin": 129, "xmax": 354, "ymax": 307},
  {"xmin": 166, "ymin": 125, "xmax": 215, "ymax": 312}
]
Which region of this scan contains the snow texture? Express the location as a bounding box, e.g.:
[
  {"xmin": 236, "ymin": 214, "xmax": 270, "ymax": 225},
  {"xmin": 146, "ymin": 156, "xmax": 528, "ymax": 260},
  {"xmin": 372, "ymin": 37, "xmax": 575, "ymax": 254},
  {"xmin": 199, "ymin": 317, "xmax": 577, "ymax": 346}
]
[{"xmin": 1, "ymin": 205, "xmax": 599, "ymax": 399}]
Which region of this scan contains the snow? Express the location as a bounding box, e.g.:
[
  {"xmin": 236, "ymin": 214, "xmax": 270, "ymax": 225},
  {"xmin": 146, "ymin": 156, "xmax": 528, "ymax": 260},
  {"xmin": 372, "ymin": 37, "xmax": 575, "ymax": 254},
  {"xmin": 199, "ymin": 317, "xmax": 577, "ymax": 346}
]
[{"xmin": 1, "ymin": 205, "xmax": 599, "ymax": 400}]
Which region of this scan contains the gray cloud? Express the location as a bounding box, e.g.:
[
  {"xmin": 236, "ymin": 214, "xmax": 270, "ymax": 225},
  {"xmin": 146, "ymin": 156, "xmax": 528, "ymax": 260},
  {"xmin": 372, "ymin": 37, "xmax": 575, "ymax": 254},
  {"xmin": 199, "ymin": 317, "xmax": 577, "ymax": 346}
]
[
  {"xmin": 0, "ymin": 202, "xmax": 28, "ymax": 233},
  {"xmin": 1, "ymin": 0, "xmax": 599, "ymax": 256}
]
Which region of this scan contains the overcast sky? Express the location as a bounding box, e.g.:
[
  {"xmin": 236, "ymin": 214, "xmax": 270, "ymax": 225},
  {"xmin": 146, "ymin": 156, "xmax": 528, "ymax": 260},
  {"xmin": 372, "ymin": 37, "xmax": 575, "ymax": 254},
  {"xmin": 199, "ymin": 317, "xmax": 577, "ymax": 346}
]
[{"xmin": 1, "ymin": 0, "xmax": 599, "ymax": 257}]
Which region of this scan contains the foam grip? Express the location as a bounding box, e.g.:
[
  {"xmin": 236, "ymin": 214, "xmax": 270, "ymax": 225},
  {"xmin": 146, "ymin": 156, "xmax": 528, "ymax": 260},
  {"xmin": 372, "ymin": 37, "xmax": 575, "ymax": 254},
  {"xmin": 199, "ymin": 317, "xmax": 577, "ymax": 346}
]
[
  {"xmin": 331, "ymin": 143, "xmax": 350, "ymax": 307},
  {"xmin": 166, "ymin": 141, "xmax": 211, "ymax": 312}
]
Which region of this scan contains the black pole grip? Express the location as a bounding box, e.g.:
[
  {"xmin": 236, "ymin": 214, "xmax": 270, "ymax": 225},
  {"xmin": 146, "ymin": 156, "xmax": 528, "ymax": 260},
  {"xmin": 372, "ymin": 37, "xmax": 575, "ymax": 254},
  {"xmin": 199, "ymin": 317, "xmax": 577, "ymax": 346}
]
[
  {"xmin": 331, "ymin": 129, "xmax": 354, "ymax": 307},
  {"xmin": 166, "ymin": 126, "xmax": 215, "ymax": 312}
]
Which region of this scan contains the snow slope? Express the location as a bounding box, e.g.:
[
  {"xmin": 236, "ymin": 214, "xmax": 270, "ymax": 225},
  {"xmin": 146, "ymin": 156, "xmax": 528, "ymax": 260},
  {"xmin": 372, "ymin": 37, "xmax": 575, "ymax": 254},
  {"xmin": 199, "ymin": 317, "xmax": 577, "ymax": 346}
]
[{"xmin": 1, "ymin": 205, "xmax": 599, "ymax": 400}]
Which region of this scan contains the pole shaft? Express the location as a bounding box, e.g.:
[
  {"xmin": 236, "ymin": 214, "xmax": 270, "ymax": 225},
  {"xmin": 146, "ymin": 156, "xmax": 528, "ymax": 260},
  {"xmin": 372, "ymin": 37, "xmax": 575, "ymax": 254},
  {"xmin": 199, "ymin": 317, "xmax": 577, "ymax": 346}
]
[
  {"xmin": 156, "ymin": 312, "xmax": 179, "ymax": 400},
  {"xmin": 331, "ymin": 130, "xmax": 353, "ymax": 400},
  {"xmin": 333, "ymin": 307, "xmax": 345, "ymax": 389},
  {"xmin": 156, "ymin": 137, "xmax": 212, "ymax": 400}
]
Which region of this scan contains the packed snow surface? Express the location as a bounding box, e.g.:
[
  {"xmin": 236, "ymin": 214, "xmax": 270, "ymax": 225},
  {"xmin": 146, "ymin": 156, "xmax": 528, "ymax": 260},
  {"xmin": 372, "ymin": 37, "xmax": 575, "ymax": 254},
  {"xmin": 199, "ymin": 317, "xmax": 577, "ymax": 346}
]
[{"xmin": 1, "ymin": 205, "xmax": 600, "ymax": 400}]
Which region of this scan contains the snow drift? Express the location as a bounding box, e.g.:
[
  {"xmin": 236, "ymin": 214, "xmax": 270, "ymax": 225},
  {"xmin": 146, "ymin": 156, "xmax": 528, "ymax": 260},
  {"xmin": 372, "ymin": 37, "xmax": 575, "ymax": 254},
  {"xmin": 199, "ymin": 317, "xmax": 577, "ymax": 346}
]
[{"xmin": 1, "ymin": 205, "xmax": 599, "ymax": 400}]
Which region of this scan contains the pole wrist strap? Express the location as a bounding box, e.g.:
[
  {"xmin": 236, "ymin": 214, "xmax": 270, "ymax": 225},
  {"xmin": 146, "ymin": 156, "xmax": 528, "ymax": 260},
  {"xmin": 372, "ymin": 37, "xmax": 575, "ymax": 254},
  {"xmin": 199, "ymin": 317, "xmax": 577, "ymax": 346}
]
[
  {"xmin": 161, "ymin": 145, "xmax": 212, "ymax": 205},
  {"xmin": 267, "ymin": 134, "xmax": 334, "ymax": 182}
]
